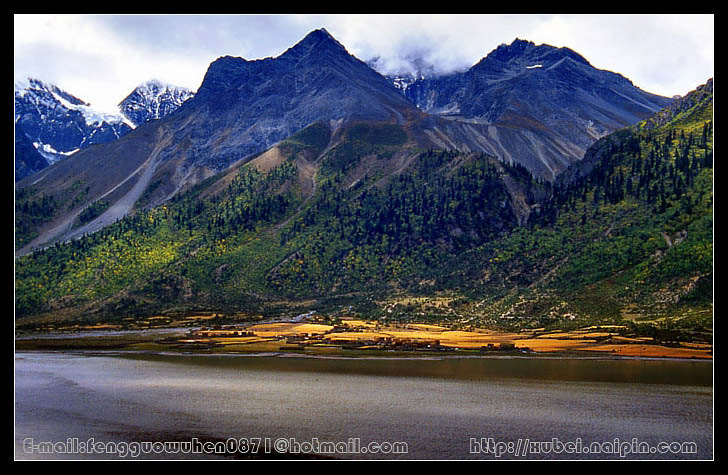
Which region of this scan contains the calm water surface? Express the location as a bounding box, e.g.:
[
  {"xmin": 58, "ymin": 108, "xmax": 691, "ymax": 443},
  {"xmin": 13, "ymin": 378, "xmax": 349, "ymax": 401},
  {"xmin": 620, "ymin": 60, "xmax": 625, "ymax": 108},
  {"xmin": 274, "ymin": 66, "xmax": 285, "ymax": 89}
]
[{"xmin": 15, "ymin": 351, "xmax": 713, "ymax": 460}]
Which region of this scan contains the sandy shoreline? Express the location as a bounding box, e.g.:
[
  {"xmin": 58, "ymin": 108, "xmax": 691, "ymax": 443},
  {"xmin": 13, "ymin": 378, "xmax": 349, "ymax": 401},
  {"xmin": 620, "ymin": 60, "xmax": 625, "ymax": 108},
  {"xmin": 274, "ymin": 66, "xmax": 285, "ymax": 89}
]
[{"xmin": 15, "ymin": 348, "xmax": 715, "ymax": 364}]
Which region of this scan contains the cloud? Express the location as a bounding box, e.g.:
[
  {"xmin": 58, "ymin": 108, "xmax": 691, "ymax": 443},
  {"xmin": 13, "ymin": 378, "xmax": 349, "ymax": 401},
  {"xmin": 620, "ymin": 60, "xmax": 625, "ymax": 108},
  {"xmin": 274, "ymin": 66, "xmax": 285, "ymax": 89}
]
[
  {"xmin": 523, "ymin": 14, "xmax": 714, "ymax": 96},
  {"xmin": 322, "ymin": 14, "xmax": 713, "ymax": 97},
  {"xmin": 14, "ymin": 13, "xmax": 714, "ymax": 113},
  {"xmin": 300, "ymin": 14, "xmax": 550, "ymax": 75}
]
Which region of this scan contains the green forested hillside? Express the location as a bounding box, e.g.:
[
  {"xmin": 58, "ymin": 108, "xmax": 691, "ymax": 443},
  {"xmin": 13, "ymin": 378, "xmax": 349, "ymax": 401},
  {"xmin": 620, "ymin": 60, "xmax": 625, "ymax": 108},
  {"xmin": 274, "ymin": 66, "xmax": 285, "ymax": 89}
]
[
  {"xmin": 14, "ymin": 83, "xmax": 713, "ymax": 339},
  {"xmin": 430, "ymin": 84, "xmax": 713, "ymax": 338}
]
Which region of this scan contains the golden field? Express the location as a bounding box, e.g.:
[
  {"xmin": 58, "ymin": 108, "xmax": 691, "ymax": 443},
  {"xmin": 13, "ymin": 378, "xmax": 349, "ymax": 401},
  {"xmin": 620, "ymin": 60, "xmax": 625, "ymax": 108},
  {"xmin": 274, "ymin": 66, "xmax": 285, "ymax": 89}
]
[
  {"xmin": 16, "ymin": 318, "xmax": 712, "ymax": 360},
  {"xmin": 182, "ymin": 321, "xmax": 712, "ymax": 359}
]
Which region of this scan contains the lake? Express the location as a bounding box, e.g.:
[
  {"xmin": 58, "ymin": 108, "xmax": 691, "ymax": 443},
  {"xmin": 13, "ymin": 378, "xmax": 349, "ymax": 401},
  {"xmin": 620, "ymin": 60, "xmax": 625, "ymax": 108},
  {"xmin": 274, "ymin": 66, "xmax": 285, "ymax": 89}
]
[{"xmin": 15, "ymin": 351, "xmax": 713, "ymax": 460}]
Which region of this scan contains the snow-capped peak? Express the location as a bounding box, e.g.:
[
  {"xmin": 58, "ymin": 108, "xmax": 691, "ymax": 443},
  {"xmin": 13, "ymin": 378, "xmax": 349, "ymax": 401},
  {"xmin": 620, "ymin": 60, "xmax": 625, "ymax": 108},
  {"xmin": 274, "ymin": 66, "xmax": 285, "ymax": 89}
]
[
  {"xmin": 15, "ymin": 77, "xmax": 88, "ymax": 106},
  {"xmin": 15, "ymin": 76, "xmax": 194, "ymax": 166},
  {"xmin": 118, "ymin": 79, "xmax": 194, "ymax": 127},
  {"xmin": 127, "ymin": 79, "xmax": 193, "ymax": 99},
  {"xmin": 15, "ymin": 77, "xmax": 135, "ymax": 164},
  {"xmin": 15, "ymin": 77, "xmax": 130, "ymax": 128}
]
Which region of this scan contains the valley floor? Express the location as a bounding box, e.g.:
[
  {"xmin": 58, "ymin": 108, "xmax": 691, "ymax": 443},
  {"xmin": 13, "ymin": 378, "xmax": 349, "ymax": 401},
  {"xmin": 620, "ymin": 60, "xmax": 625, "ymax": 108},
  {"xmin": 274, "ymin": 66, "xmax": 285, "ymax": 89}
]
[{"xmin": 15, "ymin": 315, "xmax": 712, "ymax": 360}]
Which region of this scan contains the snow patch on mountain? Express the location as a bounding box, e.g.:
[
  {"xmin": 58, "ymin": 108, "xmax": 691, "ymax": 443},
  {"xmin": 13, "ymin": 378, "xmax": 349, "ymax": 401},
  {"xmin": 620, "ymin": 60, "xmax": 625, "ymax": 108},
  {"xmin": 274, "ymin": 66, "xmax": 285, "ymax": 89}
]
[{"xmin": 32, "ymin": 142, "xmax": 79, "ymax": 163}]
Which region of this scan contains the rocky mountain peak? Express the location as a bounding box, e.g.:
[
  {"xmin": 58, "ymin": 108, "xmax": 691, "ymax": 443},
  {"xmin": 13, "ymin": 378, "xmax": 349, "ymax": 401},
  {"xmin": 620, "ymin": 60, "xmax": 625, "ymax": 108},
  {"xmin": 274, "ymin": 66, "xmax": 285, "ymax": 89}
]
[
  {"xmin": 15, "ymin": 77, "xmax": 89, "ymax": 107},
  {"xmin": 118, "ymin": 79, "xmax": 194, "ymax": 127},
  {"xmin": 14, "ymin": 77, "xmax": 134, "ymax": 165},
  {"xmin": 197, "ymin": 29, "xmax": 365, "ymax": 103},
  {"xmin": 472, "ymin": 38, "xmax": 591, "ymax": 71},
  {"xmin": 280, "ymin": 28, "xmax": 348, "ymax": 60},
  {"xmin": 491, "ymin": 38, "xmax": 536, "ymax": 61}
]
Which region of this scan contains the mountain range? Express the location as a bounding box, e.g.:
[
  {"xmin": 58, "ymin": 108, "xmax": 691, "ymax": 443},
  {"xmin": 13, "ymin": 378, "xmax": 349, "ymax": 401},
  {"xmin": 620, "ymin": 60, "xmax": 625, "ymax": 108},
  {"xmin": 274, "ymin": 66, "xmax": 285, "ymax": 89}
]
[
  {"xmin": 14, "ymin": 29, "xmax": 712, "ymax": 338},
  {"xmin": 393, "ymin": 39, "xmax": 673, "ymax": 179},
  {"xmin": 14, "ymin": 78, "xmax": 193, "ymax": 181},
  {"xmin": 15, "ymin": 30, "xmax": 674, "ymax": 254}
]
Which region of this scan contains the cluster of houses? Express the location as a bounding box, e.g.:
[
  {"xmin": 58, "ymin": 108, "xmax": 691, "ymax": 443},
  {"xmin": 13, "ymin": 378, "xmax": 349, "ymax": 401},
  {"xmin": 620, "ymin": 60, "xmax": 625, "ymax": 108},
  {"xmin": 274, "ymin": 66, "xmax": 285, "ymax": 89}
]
[
  {"xmin": 189, "ymin": 326, "xmax": 257, "ymax": 338},
  {"xmin": 184, "ymin": 324, "xmax": 529, "ymax": 353},
  {"xmin": 280, "ymin": 335, "xmax": 453, "ymax": 352}
]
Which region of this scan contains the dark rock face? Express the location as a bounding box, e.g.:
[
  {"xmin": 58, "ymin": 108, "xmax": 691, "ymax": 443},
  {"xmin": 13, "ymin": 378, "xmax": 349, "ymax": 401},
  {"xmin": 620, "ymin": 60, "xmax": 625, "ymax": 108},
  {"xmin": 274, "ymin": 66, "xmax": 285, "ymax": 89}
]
[
  {"xmin": 398, "ymin": 39, "xmax": 674, "ymax": 178},
  {"xmin": 118, "ymin": 80, "xmax": 194, "ymax": 127},
  {"xmin": 15, "ymin": 122, "xmax": 49, "ymax": 182},
  {"xmin": 14, "ymin": 78, "xmax": 134, "ymax": 164},
  {"xmin": 404, "ymin": 38, "xmax": 670, "ymax": 119},
  {"xmin": 178, "ymin": 28, "xmax": 420, "ymax": 171}
]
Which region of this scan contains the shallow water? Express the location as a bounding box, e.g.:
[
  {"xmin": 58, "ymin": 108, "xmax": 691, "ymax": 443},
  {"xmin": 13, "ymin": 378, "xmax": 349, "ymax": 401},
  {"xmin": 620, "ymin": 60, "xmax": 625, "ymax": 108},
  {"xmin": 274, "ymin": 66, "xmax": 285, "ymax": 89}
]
[{"xmin": 15, "ymin": 351, "xmax": 713, "ymax": 460}]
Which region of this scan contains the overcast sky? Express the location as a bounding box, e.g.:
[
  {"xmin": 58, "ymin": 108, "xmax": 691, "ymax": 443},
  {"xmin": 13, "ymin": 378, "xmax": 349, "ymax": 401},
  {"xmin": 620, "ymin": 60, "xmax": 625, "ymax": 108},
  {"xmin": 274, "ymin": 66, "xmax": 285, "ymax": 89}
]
[{"xmin": 14, "ymin": 14, "xmax": 714, "ymax": 114}]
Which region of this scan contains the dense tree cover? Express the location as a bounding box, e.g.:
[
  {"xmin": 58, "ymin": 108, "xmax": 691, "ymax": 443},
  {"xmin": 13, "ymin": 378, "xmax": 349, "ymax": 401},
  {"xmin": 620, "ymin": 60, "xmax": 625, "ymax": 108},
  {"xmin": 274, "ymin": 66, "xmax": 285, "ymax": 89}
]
[
  {"xmin": 270, "ymin": 149, "xmax": 533, "ymax": 295},
  {"xmin": 15, "ymin": 189, "xmax": 58, "ymax": 249},
  {"xmin": 540, "ymin": 120, "xmax": 713, "ymax": 223},
  {"xmin": 431, "ymin": 111, "xmax": 713, "ymax": 330},
  {"xmin": 14, "ymin": 157, "xmax": 301, "ymax": 317},
  {"xmin": 312, "ymin": 150, "xmax": 515, "ymax": 245}
]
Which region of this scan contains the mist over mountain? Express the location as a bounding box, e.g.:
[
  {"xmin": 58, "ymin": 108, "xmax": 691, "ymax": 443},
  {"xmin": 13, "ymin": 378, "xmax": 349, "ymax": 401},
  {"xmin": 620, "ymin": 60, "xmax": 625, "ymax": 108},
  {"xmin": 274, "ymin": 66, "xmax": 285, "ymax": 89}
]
[
  {"xmin": 377, "ymin": 39, "xmax": 673, "ymax": 179},
  {"xmin": 367, "ymin": 54, "xmax": 440, "ymax": 93}
]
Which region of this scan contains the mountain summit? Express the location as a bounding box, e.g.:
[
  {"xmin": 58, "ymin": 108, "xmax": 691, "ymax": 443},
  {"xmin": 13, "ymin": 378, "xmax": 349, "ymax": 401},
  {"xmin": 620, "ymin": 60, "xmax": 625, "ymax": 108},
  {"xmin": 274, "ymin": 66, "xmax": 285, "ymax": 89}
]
[
  {"xmin": 194, "ymin": 27, "xmax": 416, "ymax": 124},
  {"xmin": 401, "ymin": 38, "xmax": 673, "ymax": 178},
  {"xmin": 117, "ymin": 80, "xmax": 194, "ymax": 127},
  {"xmin": 279, "ymin": 28, "xmax": 347, "ymax": 58},
  {"xmin": 477, "ymin": 38, "xmax": 591, "ymax": 68},
  {"xmin": 15, "ymin": 29, "xmax": 422, "ymax": 253},
  {"xmin": 158, "ymin": 27, "xmax": 421, "ymax": 172}
]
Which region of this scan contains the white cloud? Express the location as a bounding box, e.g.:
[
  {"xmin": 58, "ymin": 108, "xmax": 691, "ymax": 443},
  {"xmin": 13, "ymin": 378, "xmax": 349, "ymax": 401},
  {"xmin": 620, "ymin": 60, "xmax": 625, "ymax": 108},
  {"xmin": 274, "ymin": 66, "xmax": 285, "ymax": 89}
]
[
  {"xmin": 523, "ymin": 14, "xmax": 714, "ymax": 96},
  {"xmin": 14, "ymin": 13, "xmax": 714, "ymax": 112},
  {"xmin": 14, "ymin": 14, "xmax": 217, "ymax": 112},
  {"xmin": 291, "ymin": 13, "xmax": 713, "ymax": 96}
]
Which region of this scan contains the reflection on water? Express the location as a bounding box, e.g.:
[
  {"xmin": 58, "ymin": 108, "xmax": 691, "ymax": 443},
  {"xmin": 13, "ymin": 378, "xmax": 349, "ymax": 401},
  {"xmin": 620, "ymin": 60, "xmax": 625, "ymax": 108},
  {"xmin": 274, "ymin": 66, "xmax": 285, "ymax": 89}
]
[{"xmin": 15, "ymin": 352, "xmax": 713, "ymax": 460}]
